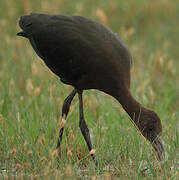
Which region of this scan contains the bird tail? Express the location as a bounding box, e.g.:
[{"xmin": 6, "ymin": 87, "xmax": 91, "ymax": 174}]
[{"xmin": 17, "ymin": 13, "xmax": 36, "ymax": 38}]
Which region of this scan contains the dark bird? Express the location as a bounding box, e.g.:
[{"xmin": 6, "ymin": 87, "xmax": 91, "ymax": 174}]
[{"xmin": 17, "ymin": 13, "xmax": 164, "ymax": 162}]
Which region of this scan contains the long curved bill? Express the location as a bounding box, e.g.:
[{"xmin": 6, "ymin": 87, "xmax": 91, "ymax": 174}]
[{"xmin": 152, "ymin": 136, "xmax": 165, "ymax": 160}]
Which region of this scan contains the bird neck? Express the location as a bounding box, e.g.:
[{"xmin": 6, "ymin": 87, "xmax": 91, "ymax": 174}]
[{"xmin": 115, "ymin": 89, "xmax": 144, "ymax": 124}]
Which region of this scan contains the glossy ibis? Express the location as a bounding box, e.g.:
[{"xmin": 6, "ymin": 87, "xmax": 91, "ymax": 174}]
[{"xmin": 17, "ymin": 13, "xmax": 164, "ymax": 161}]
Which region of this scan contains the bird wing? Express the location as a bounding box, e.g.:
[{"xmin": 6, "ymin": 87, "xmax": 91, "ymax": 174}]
[{"xmin": 19, "ymin": 13, "xmax": 132, "ymax": 87}]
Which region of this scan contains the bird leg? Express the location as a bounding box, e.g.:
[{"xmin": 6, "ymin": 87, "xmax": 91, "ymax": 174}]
[
  {"xmin": 56, "ymin": 89, "xmax": 77, "ymax": 155},
  {"xmin": 78, "ymin": 90, "xmax": 97, "ymax": 164}
]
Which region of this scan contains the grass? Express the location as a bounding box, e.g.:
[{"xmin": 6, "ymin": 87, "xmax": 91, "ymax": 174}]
[{"xmin": 0, "ymin": 0, "xmax": 178, "ymax": 179}]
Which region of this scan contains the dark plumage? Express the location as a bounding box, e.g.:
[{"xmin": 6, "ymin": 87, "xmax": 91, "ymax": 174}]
[{"xmin": 17, "ymin": 13, "xmax": 164, "ymax": 162}]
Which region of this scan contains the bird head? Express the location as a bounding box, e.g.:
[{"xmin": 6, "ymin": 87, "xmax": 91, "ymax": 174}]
[{"xmin": 137, "ymin": 109, "xmax": 165, "ymax": 160}]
